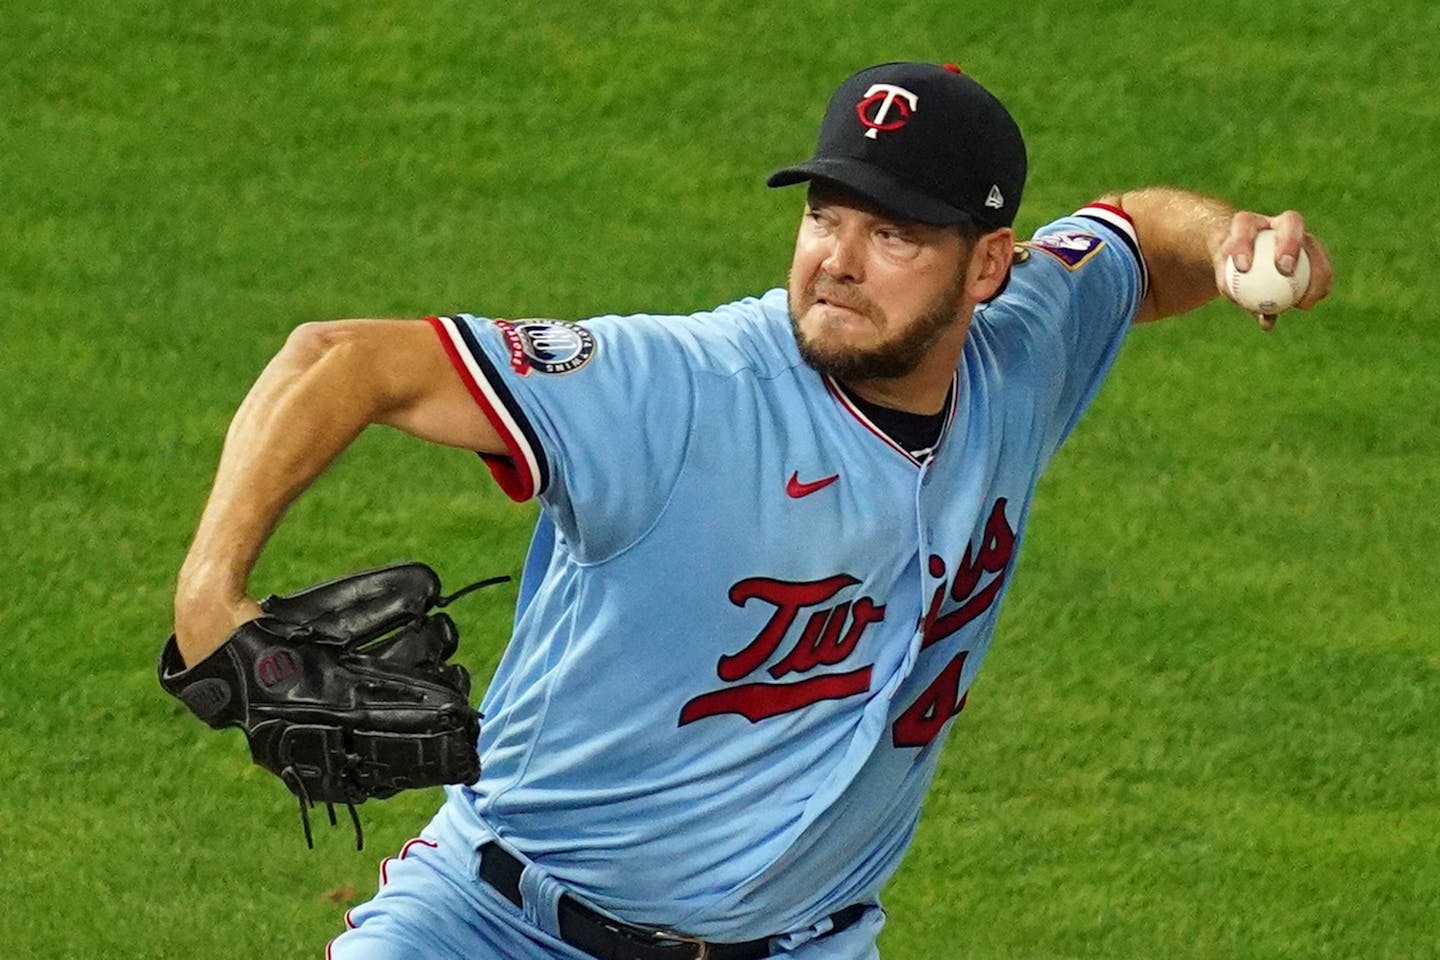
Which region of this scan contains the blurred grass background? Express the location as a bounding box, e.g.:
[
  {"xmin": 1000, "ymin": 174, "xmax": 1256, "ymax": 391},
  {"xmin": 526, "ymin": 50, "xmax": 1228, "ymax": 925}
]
[{"xmin": 2, "ymin": 1, "xmax": 1436, "ymax": 957}]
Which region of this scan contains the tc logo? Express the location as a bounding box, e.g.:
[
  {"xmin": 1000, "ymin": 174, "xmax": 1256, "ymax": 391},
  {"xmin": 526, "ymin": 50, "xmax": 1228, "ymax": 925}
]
[
  {"xmin": 855, "ymin": 83, "xmax": 919, "ymax": 139},
  {"xmin": 255, "ymin": 647, "xmax": 301, "ymax": 691}
]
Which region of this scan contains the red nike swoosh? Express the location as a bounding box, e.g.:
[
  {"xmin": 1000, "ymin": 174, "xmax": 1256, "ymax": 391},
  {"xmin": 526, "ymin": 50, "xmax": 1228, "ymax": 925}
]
[{"xmin": 786, "ymin": 471, "xmax": 840, "ymax": 498}]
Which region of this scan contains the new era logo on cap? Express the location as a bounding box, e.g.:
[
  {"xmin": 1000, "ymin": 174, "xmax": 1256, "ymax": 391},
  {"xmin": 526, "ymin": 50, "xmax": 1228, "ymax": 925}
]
[{"xmin": 767, "ymin": 61, "xmax": 1027, "ymax": 229}]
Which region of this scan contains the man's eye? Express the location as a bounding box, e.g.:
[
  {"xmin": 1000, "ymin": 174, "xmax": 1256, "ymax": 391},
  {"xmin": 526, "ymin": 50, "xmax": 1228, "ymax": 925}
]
[{"xmin": 805, "ymin": 209, "xmax": 836, "ymax": 230}]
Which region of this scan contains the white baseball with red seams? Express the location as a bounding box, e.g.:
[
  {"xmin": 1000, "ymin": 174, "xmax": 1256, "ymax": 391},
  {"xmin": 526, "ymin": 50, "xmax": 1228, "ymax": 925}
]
[{"xmin": 1225, "ymin": 227, "xmax": 1311, "ymax": 313}]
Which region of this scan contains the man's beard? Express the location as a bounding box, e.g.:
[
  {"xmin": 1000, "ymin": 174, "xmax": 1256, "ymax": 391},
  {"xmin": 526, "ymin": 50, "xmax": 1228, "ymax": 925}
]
[{"xmin": 788, "ymin": 272, "xmax": 966, "ymax": 381}]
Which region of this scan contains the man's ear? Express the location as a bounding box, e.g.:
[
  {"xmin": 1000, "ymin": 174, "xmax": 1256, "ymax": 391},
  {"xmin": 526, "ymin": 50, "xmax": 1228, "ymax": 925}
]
[{"xmin": 968, "ymin": 228, "xmax": 1016, "ymax": 304}]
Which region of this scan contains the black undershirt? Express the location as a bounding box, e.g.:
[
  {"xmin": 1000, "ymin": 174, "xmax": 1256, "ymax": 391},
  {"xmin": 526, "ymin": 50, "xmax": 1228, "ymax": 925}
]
[{"xmin": 834, "ymin": 380, "xmax": 948, "ymax": 459}]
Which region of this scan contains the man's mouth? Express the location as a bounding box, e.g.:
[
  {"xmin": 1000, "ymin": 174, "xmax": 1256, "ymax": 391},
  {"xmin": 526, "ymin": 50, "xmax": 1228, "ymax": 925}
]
[{"xmin": 815, "ymin": 296, "xmax": 861, "ymax": 314}]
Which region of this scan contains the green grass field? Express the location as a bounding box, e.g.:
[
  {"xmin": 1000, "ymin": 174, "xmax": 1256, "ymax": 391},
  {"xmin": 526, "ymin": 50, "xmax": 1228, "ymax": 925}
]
[{"xmin": 3, "ymin": 2, "xmax": 1437, "ymax": 957}]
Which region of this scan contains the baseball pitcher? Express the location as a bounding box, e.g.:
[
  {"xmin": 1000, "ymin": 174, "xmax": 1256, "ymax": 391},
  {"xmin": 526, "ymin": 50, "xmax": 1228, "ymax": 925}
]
[{"xmin": 163, "ymin": 62, "xmax": 1333, "ymax": 959}]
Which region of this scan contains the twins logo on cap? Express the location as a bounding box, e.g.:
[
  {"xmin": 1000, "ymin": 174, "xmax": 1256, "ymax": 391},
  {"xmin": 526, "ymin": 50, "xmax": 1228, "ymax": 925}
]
[{"xmin": 855, "ymin": 84, "xmax": 918, "ymax": 139}]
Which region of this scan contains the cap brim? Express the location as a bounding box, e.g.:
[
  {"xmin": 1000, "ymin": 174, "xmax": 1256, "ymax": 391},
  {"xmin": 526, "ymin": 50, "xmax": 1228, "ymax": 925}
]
[{"xmin": 766, "ymin": 157, "xmax": 967, "ymax": 227}]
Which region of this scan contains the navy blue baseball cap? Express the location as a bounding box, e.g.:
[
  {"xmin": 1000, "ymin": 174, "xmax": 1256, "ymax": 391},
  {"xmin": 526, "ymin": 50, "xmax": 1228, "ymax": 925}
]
[{"xmin": 768, "ymin": 62, "xmax": 1027, "ymax": 230}]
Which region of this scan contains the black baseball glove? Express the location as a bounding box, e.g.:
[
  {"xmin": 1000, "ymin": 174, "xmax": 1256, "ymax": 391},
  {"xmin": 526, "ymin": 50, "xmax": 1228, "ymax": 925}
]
[{"xmin": 158, "ymin": 562, "xmax": 506, "ymax": 848}]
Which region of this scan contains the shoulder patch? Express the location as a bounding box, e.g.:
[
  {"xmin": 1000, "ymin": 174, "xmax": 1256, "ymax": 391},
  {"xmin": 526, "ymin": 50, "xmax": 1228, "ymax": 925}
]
[
  {"xmin": 494, "ymin": 319, "xmax": 597, "ymax": 376},
  {"xmin": 1022, "ymin": 231, "xmax": 1106, "ymax": 271}
]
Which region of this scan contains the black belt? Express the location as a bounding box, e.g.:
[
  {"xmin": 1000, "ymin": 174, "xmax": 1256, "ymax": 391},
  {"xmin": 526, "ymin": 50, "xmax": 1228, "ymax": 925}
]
[{"xmin": 478, "ymin": 842, "xmax": 866, "ymax": 960}]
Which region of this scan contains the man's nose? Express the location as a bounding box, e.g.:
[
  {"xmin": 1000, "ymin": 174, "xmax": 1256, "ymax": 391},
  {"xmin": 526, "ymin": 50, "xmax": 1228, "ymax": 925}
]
[{"xmin": 820, "ymin": 229, "xmax": 865, "ymax": 283}]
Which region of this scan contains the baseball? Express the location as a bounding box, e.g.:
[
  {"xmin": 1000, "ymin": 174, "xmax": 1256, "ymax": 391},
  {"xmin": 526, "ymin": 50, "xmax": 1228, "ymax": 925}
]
[{"xmin": 1224, "ymin": 228, "xmax": 1311, "ymax": 314}]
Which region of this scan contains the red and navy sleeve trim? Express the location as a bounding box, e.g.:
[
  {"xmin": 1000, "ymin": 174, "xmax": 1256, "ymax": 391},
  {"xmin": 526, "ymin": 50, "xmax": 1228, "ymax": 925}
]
[
  {"xmin": 1075, "ymin": 203, "xmax": 1150, "ymax": 301},
  {"xmin": 426, "ymin": 316, "xmax": 551, "ymax": 502}
]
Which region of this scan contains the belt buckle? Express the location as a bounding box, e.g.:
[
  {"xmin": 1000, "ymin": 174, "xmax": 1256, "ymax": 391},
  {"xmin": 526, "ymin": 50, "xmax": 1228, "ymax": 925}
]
[{"xmin": 654, "ymin": 929, "xmax": 709, "ymax": 960}]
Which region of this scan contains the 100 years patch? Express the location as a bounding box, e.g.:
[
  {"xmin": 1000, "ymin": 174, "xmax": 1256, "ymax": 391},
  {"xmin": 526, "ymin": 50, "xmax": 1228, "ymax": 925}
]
[{"xmin": 495, "ymin": 319, "xmax": 597, "ymax": 375}]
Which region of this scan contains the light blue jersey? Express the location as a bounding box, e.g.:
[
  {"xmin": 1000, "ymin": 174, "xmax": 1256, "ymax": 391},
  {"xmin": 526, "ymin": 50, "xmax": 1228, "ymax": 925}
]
[{"xmin": 333, "ymin": 205, "xmax": 1146, "ymax": 958}]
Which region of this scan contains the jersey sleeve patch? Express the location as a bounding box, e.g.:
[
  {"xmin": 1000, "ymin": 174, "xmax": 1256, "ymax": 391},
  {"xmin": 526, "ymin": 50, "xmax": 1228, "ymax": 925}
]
[
  {"xmin": 1073, "ymin": 202, "xmax": 1150, "ymax": 298},
  {"xmin": 1021, "ymin": 230, "xmax": 1106, "ymax": 270},
  {"xmin": 426, "ymin": 315, "xmax": 552, "ymax": 502},
  {"xmin": 496, "ymin": 319, "xmax": 597, "ymax": 376}
]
